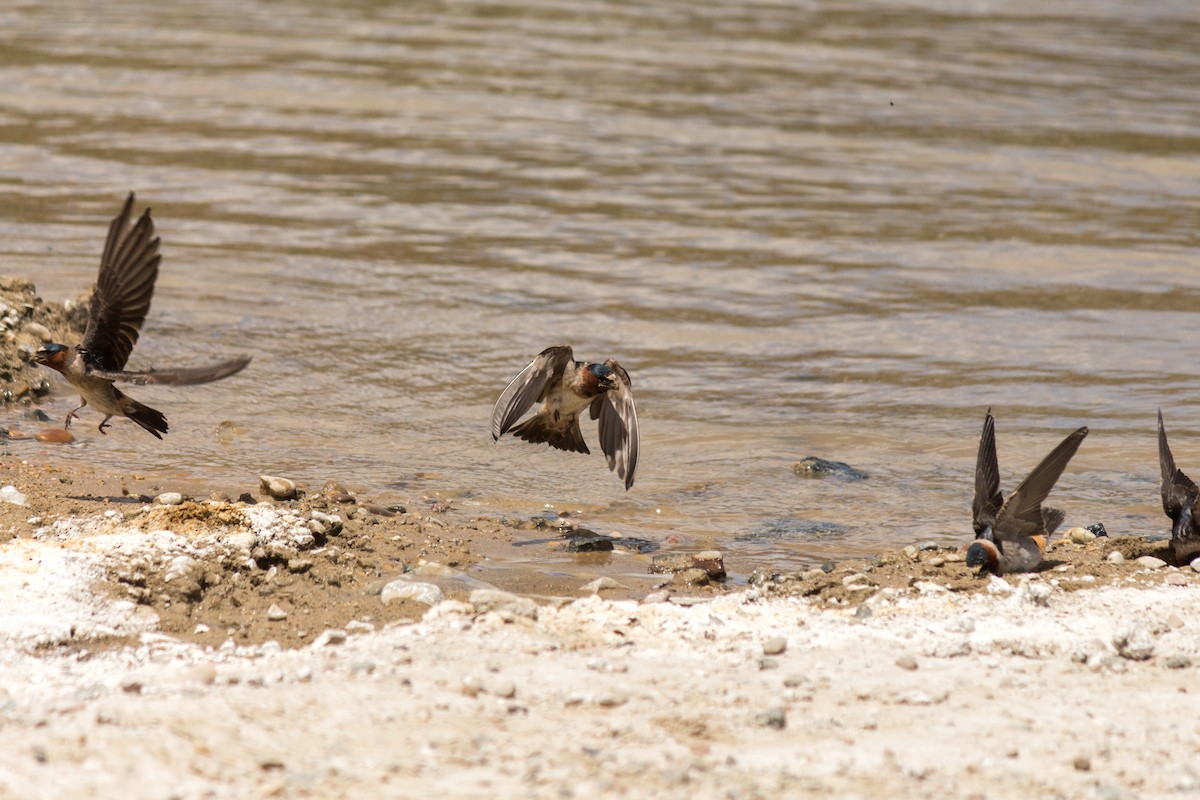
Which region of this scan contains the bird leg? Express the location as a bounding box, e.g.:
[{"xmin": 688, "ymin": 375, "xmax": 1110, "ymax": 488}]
[
  {"xmin": 65, "ymin": 397, "xmax": 87, "ymax": 429},
  {"xmin": 98, "ymin": 416, "xmax": 113, "ymax": 435}
]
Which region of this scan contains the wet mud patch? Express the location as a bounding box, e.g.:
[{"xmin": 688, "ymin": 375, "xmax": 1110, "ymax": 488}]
[{"xmin": 0, "ymin": 276, "xmax": 87, "ymax": 411}]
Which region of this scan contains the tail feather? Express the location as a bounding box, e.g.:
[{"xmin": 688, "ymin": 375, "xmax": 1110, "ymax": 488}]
[
  {"xmin": 124, "ymin": 396, "xmax": 168, "ymax": 439},
  {"xmin": 510, "ymin": 415, "xmax": 589, "ymax": 454}
]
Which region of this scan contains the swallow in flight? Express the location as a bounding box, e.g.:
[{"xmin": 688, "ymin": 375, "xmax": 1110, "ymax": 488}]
[
  {"xmin": 34, "ymin": 193, "xmax": 250, "ymax": 439},
  {"xmin": 491, "ymin": 345, "xmax": 639, "ymax": 489}
]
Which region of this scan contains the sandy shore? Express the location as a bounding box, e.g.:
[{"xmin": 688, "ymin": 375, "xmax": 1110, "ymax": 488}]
[{"xmin": 1, "ymin": 457, "xmax": 1199, "ymax": 800}]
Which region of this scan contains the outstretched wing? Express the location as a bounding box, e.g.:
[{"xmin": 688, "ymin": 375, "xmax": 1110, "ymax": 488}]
[
  {"xmin": 994, "ymin": 425, "xmax": 1088, "ymax": 543},
  {"xmin": 87, "ymin": 355, "xmax": 251, "ymax": 386},
  {"xmin": 80, "ymin": 193, "xmax": 162, "ymax": 371},
  {"xmin": 972, "ymin": 409, "xmax": 1003, "ymax": 537},
  {"xmin": 490, "ymin": 346, "xmax": 573, "ymax": 440},
  {"xmin": 589, "ymin": 359, "xmax": 639, "ymax": 490},
  {"xmin": 1159, "ymin": 409, "xmax": 1199, "ymax": 519}
]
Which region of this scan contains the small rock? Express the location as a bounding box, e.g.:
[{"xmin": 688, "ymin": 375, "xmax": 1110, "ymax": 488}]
[
  {"xmin": 1136, "ymin": 556, "xmax": 1167, "ymax": 570},
  {"xmin": 345, "ymin": 620, "xmax": 375, "ymax": 635},
  {"xmin": 903, "ymin": 545, "xmax": 919, "ymax": 561},
  {"xmin": 927, "ymin": 556, "xmax": 946, "ymax": 567},
  {"xmin": 1191, "ymin": 557, "xmax": 1200, "ymax": 573},
  {"xmin": 943, "ymin": 552, "xmax": 965, "ymax": 563},
  {"xmin": 692, "ymin": 550, "xmax": 726, "ymax": 580},
  {"xmin": 1165, "ymin": 573, "xmax": 1188, "ymax": 587},
  {"xmin": 1113, "ymin": 625, "xmax": 1154, "ymax": 661},
  {"xmin": 154, "ymin": 492, "xmax": 184, "ymax": 506},
  {"xmin": 0, "ymin": 485, "xmax": 28, "ymax": 506},
  {"xmin": 596, "ymin": 691, "xmax": 630, "ymax": 708},
  {"xmin": 469, "ymin": 589, "xmax": 538, "ymax": 619},
  {"xmin": 286, "ymin": 559, "xmax": 313, "ymax": 574},
  {"xmin": 1167, "ymin": 613, "xmax": 1185, "ymax": 629},
  {"xmin": 792, "ymin": 457, "xmax": 868, "ymax": 481},
  {"xmin": 759, "ymin": 657, "xmax": 779, "ymax": 670},
  {"xmin": 1165, "ymin": 655, "xmax": 1192, "ymax": 669},
  {"xmin": 1086, "ymin": 523, "xmax": 1108, "ymax": 538},
  {"xmin": 565, "ymin": 532, "xmax": 615, "ymax": 552},
  {"xmin": 24, "ymin": 322, "xmax": 52, "ymax": 342},
  {"xmin": 917, "ymin": 541, "xmax": 938, "ymax": 551},
  {"xmin": 841, "ymin": 573, "xmax": 870, "ymax": 587},
  {"xmin": 755, "ymin": 707, "xmax": 787, "ymax": 729},
  {"xmin": 1074, "ymin": 756, "xmax": 1092, "ymax": 772},
  {"xmin": 762, "ymin": 637, "xmax": 787, "ymax": 656},
  {"xmin": 185, "ymin": 663, "xmax": 218, "ymax": 685},
  {"xmin": 381, "ymin": 580, "xmax": 444, "ymax": 606},
  {"xmin": 35, "ymin": 428, "xmax": 74, "ymax": 444},
  {"xmin": 488, "ymin": 678, "xmax": 516, "ymax": 698},
  {"xmin": 582, "ymin": 577, "xmax": 627, "ymax": 593},
  {"xmin": 895, "ymin": 655, "xmax": 919, "ymax": 671},
  {"xmin": 649, "ymin": 554, "xmax": 694, "ymax": 574},
  {"xmin": 642, "ymin": 590, "xmax": 669, "ymax": 604},
  {"xmin": 1064, "ymin": 527, "xmax": 1096, "ymax": 544},
  {"xmin": 266, "ymin": 604, "xmax": 288, "ymax": 621},
  {"xmin": 854, "ymin": 604, "xmax": 873, "ymax": 619},
  {"xmin": 1106, "ymin": 551, "xmax": 1125, "ymax": 564},
  {"xmin": 312, "ymin": 629, "xmax": 347, "ymax": 647},
  {"xmin": 671, "ymin": 568, "xmax": 710, "ymax": 586},
  {"xmin": 258, "ymin": 475, "xmax": 298, "ymax": 501},
  {"xmin": 461, "ymin": 676, "xmax": 483, "ymax": 697}
]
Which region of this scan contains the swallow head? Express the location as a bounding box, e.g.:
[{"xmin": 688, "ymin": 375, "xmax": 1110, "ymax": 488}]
[
  {"xmin": 584, "ymin": 363, "xmax": 617, "ymax": 395},
  {"xmin": 34, "ymin": 343, "xmax": 69, "ymax": 371},
  {"xmin": 965, "ymin": 539, "xmax": 1001, "ymax": 577}
]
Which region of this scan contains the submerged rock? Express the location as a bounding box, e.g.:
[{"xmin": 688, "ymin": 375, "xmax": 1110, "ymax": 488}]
[
  {"xmin": 34, "ymin": 427, "xmax": 73, "ymax": 444},
  {"xmin": 793, "ymin": 457, "xmax": 868, "ymax": 481}
]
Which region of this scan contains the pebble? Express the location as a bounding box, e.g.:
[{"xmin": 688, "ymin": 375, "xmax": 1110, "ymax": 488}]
[
  {"xmin": 1106, "ymin": 551, "xmax": 1125, "ymax": 564},
  {"xmin": 381, "ymin": 580, "xmax": 444, "ymax": 606},
  {"xmin": 1135, "ymin": 556, "xmax": 1167, "ymax": 570},
  {"xmin": 488, "ymin": 677, "xmax": 517, "ymax": 699},
  {"xmin": 266, "ymin": 604, "xmax": 288, "ymax": 621},
  {"xmin": 34, "ymin": 428, "xmax": 74, "ymax": 444},
  {"xmin": 596, "ymin": 691, "xmax": 630, "ymax": 708},
  {"xmin": 671, "ymin": 568, "xmax": 710, "ymax": 586},
  {"xmin": 154, "ymin": 492, "xmax": 184, "ymax": 506},
  {"xmin": 345, "ymin": 620, "xmax": 375, "ymax": 635},
  {"xmin": 642, "ymin": 590, "xmax": 670, "ymax": 604},
  {"xmin": 692, "ymin": 550, "xmax": 726, "ymax": 580},
  {"xmin": 312, "ymin": 629, "xmax": 347, "ymax": 647},
  {"xmin": 927, "ymin": 556, "xmax": 946, "ymax": 567},
  {"xmin": 854, "ymin": 604, "xmax": 873, "ymax": 619},
  {"xmin": 1165, "ymin": 655, "xmax": 1192, "ymax": 669},
  {"xmin": 762, "ymin": 637, "xmax": 788, "ymax": 656},
  {"xmin": 917, "ymin": 541, "xmax": 939, "ymax": 551},
  {"xmin": 1191, "ymin": 557, "xmax": 1200, "ymax": 573},
  {"xmin": 1112, "ymin": 625, "xmax": 1154, "ymax": 661},
  {"xmin": 1165, "ymin": 573, "xmax": 1189, "ymax": 587},
  {"xmin": 755, "ymin": 707, "xmax": 787, "ymax": 730},
  {"xmin": 792, "ymin": 456, "xmax": 868, "ymax": 480},
  {"xmin": 903, "ymin": 545, "xmax": 919, "ymax": 561},
  {"xmin": 1064, "ymin": 527, "xmax": 1096, "ymax": 544},
  {"xmin": 895, "ymin": 655, "xmax": 919, "ymax": 671},
  {"xmin": 582, "ymin": 577, "xmax": 627, "ymax": 593},
  {"xmin": 258, "ymin": 475, "xmax": 298, "ymax": 501},
  {"xmin": 0, "ymin": 485, "xmax": 28, "ymax": 506},
  {"xmin": 185, "ymin": 663, "xmax": 218, "ymax": 685},
  {"xmin": 759, "ymin": 658, "xmax": 779, "ymax": 670},
  {"xmin": 943, "ymin": 552, "xmax": 965, "ymax": 563},
  {"xmin": 24, "ymin": 321, "xmax": 51, "ymax": 342},
  {"xmin": 469, "ymin": 589, "xmax": 538, "ymax": 620},
  {"xmin": 460, "ymin": 676, "xmax": 483, "ymax": 697},
  {"xmin": 1073, "ymin": 756, "xmax": 1092, "ymax": 772}
]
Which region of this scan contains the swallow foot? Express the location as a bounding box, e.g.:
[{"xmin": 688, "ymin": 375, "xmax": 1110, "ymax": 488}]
[{"xmin": 97, "ymin": 417, "xmax": 112, "ymax": 435}]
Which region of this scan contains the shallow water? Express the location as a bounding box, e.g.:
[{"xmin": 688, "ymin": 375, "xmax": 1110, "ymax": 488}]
[{"xmin": 3, "ymin": 0, "xmax": 1199, "ymax": 570}]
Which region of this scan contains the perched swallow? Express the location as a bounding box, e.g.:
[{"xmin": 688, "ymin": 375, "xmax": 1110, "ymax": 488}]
[
  {"xmin": 491, "ymin": 345, "xmax": 639, "ymax": 490},
  {"xmin": 33, "ymin": 193, "xmax": 251, "ymax": 439},
  {"xmin": 966, "ymin": 410, "xmax": 1088, "ymax": 576},
  {"xmin": 1157, "ymin": 410, "xmax": 1200, "ymax": 565}
]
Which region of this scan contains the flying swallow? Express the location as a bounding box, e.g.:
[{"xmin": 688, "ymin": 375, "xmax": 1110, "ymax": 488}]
[
  {"xmin": 491, "ymin": 345, "xmax": 639, "ymax": 490},
  {"xmin": 1157, "ymin": 410, "xmax": 1200, "ymax": 565},
  {"xmin": 33, "ymin": 193, "xmax": 250, "ymax": 439},
  {"xmin": 966, "ymin": 410, "xmax": 1088, "ymax": 576}
]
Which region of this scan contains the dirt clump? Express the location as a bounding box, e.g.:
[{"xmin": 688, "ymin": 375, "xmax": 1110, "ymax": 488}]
[{"xmin": 0, "ymin": 276, "xmax": 88, "ymax": 410}]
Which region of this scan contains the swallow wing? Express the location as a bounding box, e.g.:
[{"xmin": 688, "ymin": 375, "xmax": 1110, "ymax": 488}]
[
  {"xmin": 87, "ymin": 355, "xmax": 251, "ymax": 386},
  {"xmin": 491, "ymin": 346, "xmax": 573, "ymax": 439},
  {"xmin": 590, "ymin": 359, "xmax": 639, "ymax": 490},
  {"xmin": 1159, "ymin": 410, "xmax": 1198, "ymax": 519},
  {"xmin": 994, "ymin": 426, "xmax": 1088, "ymax": 543},
  {"xmin": 972, "ymin": 409, "xmax": 1003, "ymax": 537},
  {"xmin": 80, "ymin": 193, "xmax": 162, "ymax": 371}
]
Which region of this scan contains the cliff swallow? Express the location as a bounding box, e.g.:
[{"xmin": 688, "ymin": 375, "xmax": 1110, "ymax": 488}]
[
  {"xmin": 491, "ymin": 345, "xmax": 639, "ymax": 490},
  {"xmin": 966, "ymin": 410, "xmax": 1088, "ymax": 576},
  {"xmin": 1157, "ymin": 410, "xmax": 1200, "ymax": 565},
  {"xmin": 33, "ymin": 193, "xmax": 250, "ymax": 439}
]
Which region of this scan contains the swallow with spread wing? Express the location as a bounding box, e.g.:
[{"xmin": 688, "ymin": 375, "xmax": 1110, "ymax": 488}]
[
  {"xmin": 966, "ymin": 410, "xmax": 1088, "ymax": 576},
  {"xmin": 1157, "ymin": 410, "xmax": 1200, "ymax": 565},
  {"xmin": 491, "ymin": 345, "xmax": 639, "ymax": 490},
  {"xmin": 34, "ymin": 193, "xmax": 250, "ymax": 439}
]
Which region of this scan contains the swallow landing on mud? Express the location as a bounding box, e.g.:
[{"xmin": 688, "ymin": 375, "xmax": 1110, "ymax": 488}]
[
  {"xmin": 491, "ymin": 345, "xmax": 640, "ymax": 490},
  {"xmin": 966, "ymin": 410, "xmax": 1088, "ymax": 576},
  {"xmin": 33, "ymin": 193, "xmax": 251, "ymax": 439},
  {"xmin": 1157, "ymin": 410, "xmax": 1200, "ymax": 565}
]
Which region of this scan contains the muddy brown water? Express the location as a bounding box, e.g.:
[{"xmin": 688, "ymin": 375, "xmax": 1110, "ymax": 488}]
[{"xmin": 3, "ymin": 1, "xmax": 1199, "ymax": 576}]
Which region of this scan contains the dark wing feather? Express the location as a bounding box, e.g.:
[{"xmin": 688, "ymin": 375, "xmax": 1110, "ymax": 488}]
[
  {"xmin": 1159, "ymin": 410, "xmax": 1198, "ymax": 519},
  {"xmin": 80, "ymin": 193, "xmax": 161, "ymax": 371},
  {"xmin": 972, "ymin": 409, "xmax": 1003, "ymax": 537},
  {"xmin": 589, "ymin": 359, "xmax": 639, "ymax": 490},
  {"xmin": 490, "ymin": 346, "xmax": 573, "ymax": 440},
  {"xmin": 994, "ymin": 426, "xmax": 1088, "ymax": 543},
  {"xmin": 87, "ymin": 356, "xmax": 251, "ymax": 386}
]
